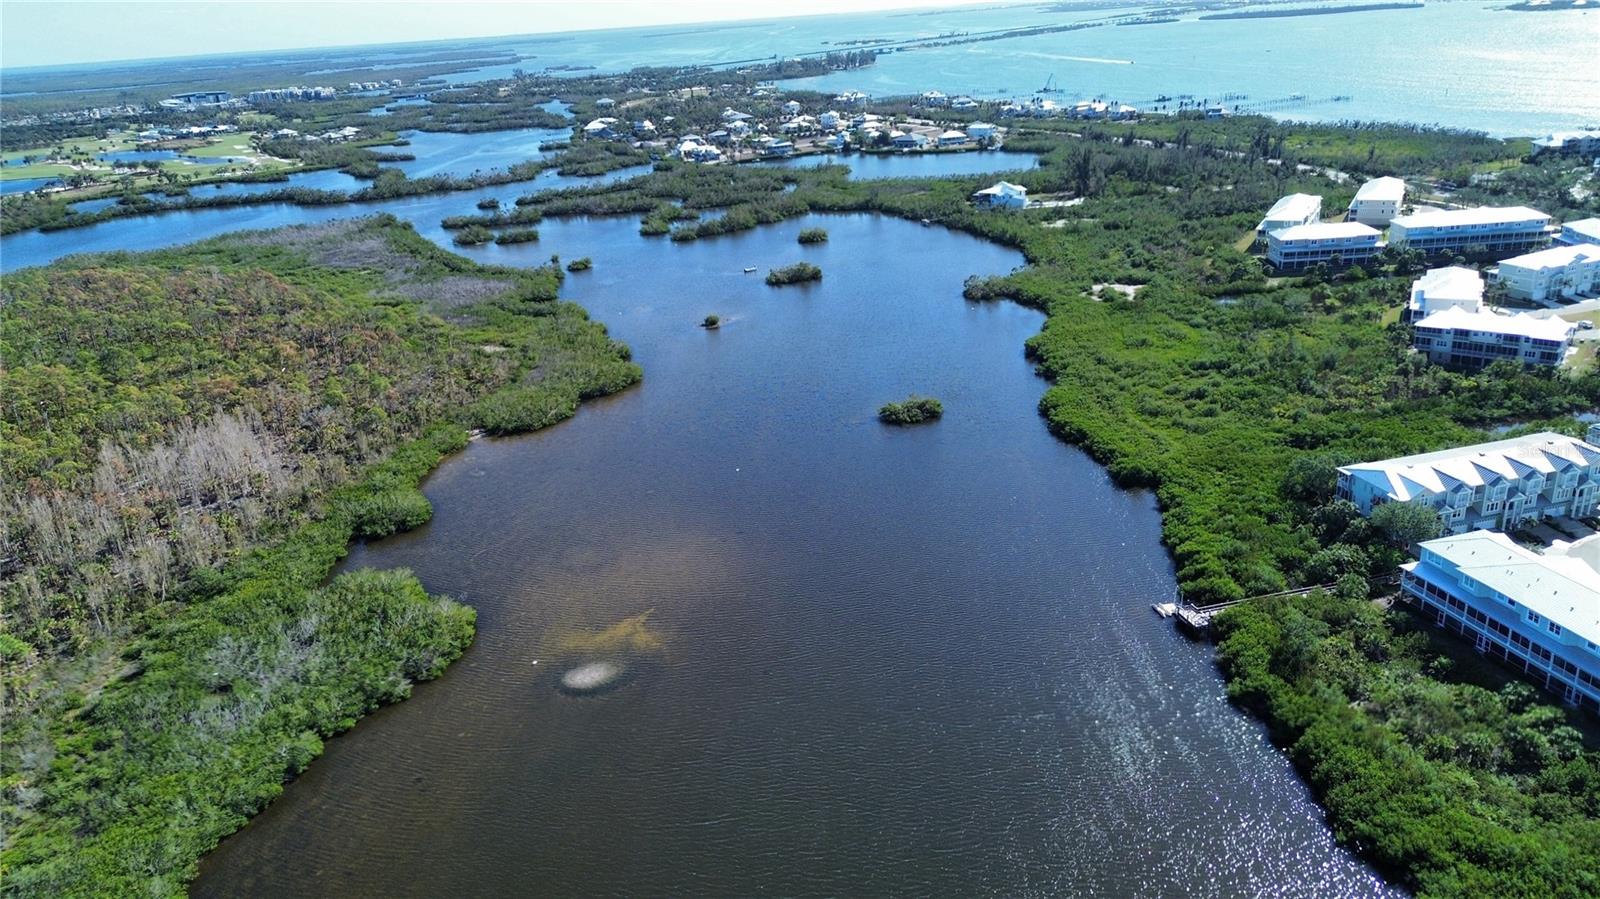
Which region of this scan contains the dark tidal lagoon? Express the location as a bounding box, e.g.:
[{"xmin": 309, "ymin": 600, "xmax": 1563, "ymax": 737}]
[{"xmin": 179, "ymin": 212, "xmax": 1400, "ymax": 898}]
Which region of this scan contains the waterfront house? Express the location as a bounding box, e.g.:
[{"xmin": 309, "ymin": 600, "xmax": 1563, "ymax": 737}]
[
  {"xmin": 834, "ymin": 90, "xmax": 869, "ymax": 107},
  {"xmin": 1347, "ymin": 176, "xmax": 1405, "ymax": 227},
  {"xmin": 921, "ymin": 90, "xmax": 949, "ymax": 107},
  {"xmin": 1256, "ymin": 193, "xmax": 1322, "ymax": 236},
  {"xmin": 966, "ymin": 122, "xmax": 998, "ymax": 142},
  {"xmin": 1411, "ymin": 306, "xmax": 1574, "ymax": 369},
  {"xmin": 583, "ymin": 117, "xmax": 620, "ymax": 139},
  {"xmin": 1557, "ymin": 217, "xmax": 1600, "ymax": 247},
  {"xmin": 937, "ymin": 129, "xmax": 968, "ymax": 147},
  {"xmin": 819, "ymin": 110, "xmax": 842, "ymax": 130},
  {"xmin": 1489, "ymin": 243, "xmax": 1600, "ymax": 303},
  {"xmin": 1532, "ymin": 130, "xmax": 1600, "ymax": 157},
  {"xmin": 1337, "ymin": 431, "xmax": 1600, "ymax": 533},
  {"xmin": 892, "ymin": 131, "xmax": 929, "ymax": 149},
  {"xmin": 1387, "ymin": 206, "xmax": 1552, "ymax": 257},
  {"xmin": 1402, "ymin": 530, "xmax": 1600, "ymax": 712},
  {"xmin": 1264, "ymin": 222, "xmax": 1380, "ymax": 270},
  {"xmin": 950, "ymin": 95, "xmax": 979, "ymax": 110},
  {"xmin": 973, "ymin": 181, "xmax": 1028, "ymax": 209}
]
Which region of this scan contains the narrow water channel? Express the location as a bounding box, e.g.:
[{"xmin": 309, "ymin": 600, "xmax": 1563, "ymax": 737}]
[{"xmin": 180, "ymin": 212, "xmax": 1400, "ymax": 897}]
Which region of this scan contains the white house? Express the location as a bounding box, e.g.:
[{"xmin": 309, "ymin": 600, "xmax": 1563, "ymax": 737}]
[
  {"xmin": 921, "ymin": 90, "xmax": 949, "ymax": 107},
  {"xmin": 966, "ymin": 122, "xmax": 998, "ymax": 141},
  {"xmin": 1388, "ymin": 206, "xmax": 1552, "ymax": 257},
  {"xmin": 582, "ymin": 117, "xmax": 619, "ymax": 138},
  {"xmin": 1348, "ymin": 176, "xmax": 1405, "ymax": 227},
  {"xmin": 720, "ymin": 107, "xmax": 753, "ymax": 123},
  {"xmin": 1557, "ymin": 218, "xmax": 1600, "ymax": 247},
  {"xmin": 781, "ymin": 99, "xmax": 802, "ymax": 116},
  {"xmin": 1411, "ymin": 307, "xmax": 1574, "ymax": 369},
  {"xmin": 1490, "ymin": 244, "xmax": 1600, "ymax": 303},
  {"xmin": 1405, "ymin": 266, "xmax": 1484, "ymax": 321},
  {"xmin": 818, "ymin": 110, "xmax": 842, "ymax": 130},
  {"xmin": 937, "ymin": 129, "xmax": 968, "ymax": 147},
  {"xmin": 1257, "ymin": 193, "xmax": 1322, "ymax": 236},
  {"xmin": 1264, "ymin": 222, "xmax": 1381, "ymax": 270},
  {"xmin": 1337, "ymin": 431, "xmax": 1600, "ymax": 533},
  {"xmin": 595, "ymin": 97, "xmax": 616, "ymax": 109},
  {"xmin": 1402, "ymin": 530, "xmax": 1600, "ymax": 712},
  {"xmin": 973, "ymin": 181, "xmax": 1028, "ymax": 209}
]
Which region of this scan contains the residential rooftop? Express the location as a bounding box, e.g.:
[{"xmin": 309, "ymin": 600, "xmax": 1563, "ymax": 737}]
[
  {"xmin": 1269, "ymin": 221, "xmax": 1379, "ymax": 241},
  {"xmin": 1500, "ymin": 242, "xmax": 1600, "ymax": 269},
  {"xmin": 1413, "ymin": 306, "xmax": 1576, "ymax": 342},
  {"xmin": 1353, "ymin": 176, "xmax": 1405, "ymax": 202},
  {"xmin": 1339, "ymin": 431, "xmax": 1599, "ymax": 502},
  {"xmin": 1391, "ymin": 205, "xmax": 1551, "ymax": 228},
  {"xmin": 1411, "ymin": 530, "xmax": 1600, "ymax": 647}
]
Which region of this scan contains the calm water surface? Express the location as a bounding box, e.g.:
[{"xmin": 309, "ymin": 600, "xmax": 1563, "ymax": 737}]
[
  {"xmin": 183, "ymin": 212, "xmax": 1400, "ymax": 897},
  {"xmin": 757, "ymin": 148, "xmax": 1038, "ymax": 179},
  {"xmin": 430, "ymin": 2, "xmax": 1600, "ymax": 135}
]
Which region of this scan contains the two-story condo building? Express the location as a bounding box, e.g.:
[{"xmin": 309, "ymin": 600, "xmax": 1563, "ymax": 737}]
[
  {"xmin": 1337, "ymin": 432, "xmax": 1600, "ymax": 533},
  {"xmin": 1387, "ymin": 206, "xmax": 1552, "ymax": 257},
  {"xmin": 1404, "ymin": 265, "xmax": 1483, "ymax": 323},
  {"xmin": 1347, "ymin": 176, "xmax": 1405, "ymax": 226},
  {"xmin": 1490, "ymin": 243, "xmax": 1600, "ymax": 303},
  {"xmin": 1531, "ymin": 129, "xmax": 1600, "ymax": 157},
  {"xmin": 1557, "ymin": 217, "xmax": 1600, "ymax": 247},
  {"xmin": 1264, "ymin": 222, "xmax": 1381, "ymax": 270},
  {"xmin": 1402, "ymin": 530, "xmax": 1600, "ymax": 712},
  {"xmin": 1411, "ymin": 306, "xmax": 1573, "ymax": 369},
  {"xmin": 1256, "ymin": 193, "xmax": 1322, "ymax": 237}
]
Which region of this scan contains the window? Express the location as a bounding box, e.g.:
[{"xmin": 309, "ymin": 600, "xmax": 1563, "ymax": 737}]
[{"xmin": 1548, "ymin": 621, "xmax": 1562, "ymax": 636}]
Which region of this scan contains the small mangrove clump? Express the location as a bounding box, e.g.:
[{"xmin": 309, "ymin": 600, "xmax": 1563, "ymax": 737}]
[
  {"xmin": 476, "ymin": 197, "xmax": 501, "ymax": 210},
  {"xmin": 766, "ymin": 262, "xmax": 823, "ymax": 286},
  {"xmin": 567, "ymin": 257, "xmax": 593, "ymax": 272},
  {"xmin": 878, "ymin": 395, "xmax": 944, "ymax": 425},
  {"xmin": 452, "ymin": 225, "xmax": 494, "ymax": 246},
  {"xmin": 797, "ymin": 227, "xmax": 829, "ymax": 244},
  {"xmin": 493, "ymin": 227, "xmax": 539, "ymax": 245},
  {"xmin": 702, "ymin": 314, "xmax": 721, "ymax": 329}
]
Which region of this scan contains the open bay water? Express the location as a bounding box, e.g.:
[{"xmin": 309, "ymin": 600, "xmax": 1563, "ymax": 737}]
[
  {"xmin": 173, "ymin": 211, "xmax": 1403, "ymax": 896},
  {"xmin": 440, "ymin": 1, "xmax": 1596, "ymax": 137}
]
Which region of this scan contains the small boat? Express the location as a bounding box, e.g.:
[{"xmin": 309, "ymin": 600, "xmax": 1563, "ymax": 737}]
[
  {"xmin": 1152, "ymin": 602, "xmax": 1178, "ymax": 618},
  {"xmin": 743, "ymin": 266, "xmax": 757, "ymax": 273}
]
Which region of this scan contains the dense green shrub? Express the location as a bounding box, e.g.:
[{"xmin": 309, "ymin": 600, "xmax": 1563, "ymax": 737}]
[
  {"xmin": 878, "ymin": 396, "xmax": 943, "ymax": 425},
  {"xmin": 766, "ymin": 262, "xmax": 822, "ymax": 285},
  {"xmin": 798, "ymin": 227, "xmax": 829, "ymax": 244}
]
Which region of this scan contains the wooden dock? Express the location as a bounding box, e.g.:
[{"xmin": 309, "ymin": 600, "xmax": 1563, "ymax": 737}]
[{"xmin": 1164, "ymin": 583, "xmax": 1339, "ymax": 638}]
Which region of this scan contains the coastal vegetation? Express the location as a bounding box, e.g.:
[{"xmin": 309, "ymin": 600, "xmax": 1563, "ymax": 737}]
[
  {"xmin": 798, "ymin": 227, "xmax": 829, "ymax": 244},
  {"xmin": 766, "ymin": 262, "xmax": 823, "ymax": 286},
  {"xmin": 493, "ymin": 227, "xmax": 540, "ymax": 245},
  {"xmin": 0, "ymin": 217, "xmax": 641, "ymax": 894},
  {"xmin": 878, "ymin": 396, "xmax": 944, "ymax": 425},
  {"xmin": 702, "ymin": 314, "xmax": 721, "ymax": 329},
  {"xmin": 566, "ymin": 257, "xmax": 593, "ymax": 271},
  {"xmin": 453, "ymin": 224, "xmax": 495, "ymax": 245}
]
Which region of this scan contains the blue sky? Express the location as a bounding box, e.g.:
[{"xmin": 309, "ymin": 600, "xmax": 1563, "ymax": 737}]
[{"xmin": 0, "ymin": 0, "xmax": 985, "ymax": 69}]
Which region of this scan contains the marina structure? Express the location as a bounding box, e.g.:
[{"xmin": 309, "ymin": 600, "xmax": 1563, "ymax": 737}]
[
  {"xmin": 1256, "ymin": 192, "xmax": 1322, "ymax": 236},
  {"xmin": 1489, "ymin": 243, "xmax": 1600, "ymax": 303},
  {"xmin": 1387, "ymin": 206, "xmax": 1552, "ymax": 257},
  {"xmin": 1337, "ymin": 432, "xmax": 1600, "ymax": 533},
  {"xmin": 1402, "ymin": 531, "xmax": 1600, "ymax": 712},
  {"xmin": 1347, "ymin": 176, "xmax": 1405, "ymax": 226},
  {"xmin": 1404, "ymin": 265, "xmax": 1483, "ymax": 322},
  {"xmin": 1264, "ymin": 222, "xmax": 1381, "ymax": 270}
]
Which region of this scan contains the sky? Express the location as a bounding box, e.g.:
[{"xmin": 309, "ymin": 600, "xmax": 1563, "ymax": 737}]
[{"xmin": 0, "ymin": 0, "xmax": 993, "ymax": 70}]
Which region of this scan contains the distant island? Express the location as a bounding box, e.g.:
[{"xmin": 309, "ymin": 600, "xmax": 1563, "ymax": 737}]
[{"xmin": 1200, "ymin": 2, "xmax": 1424, "ymax": 20}]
